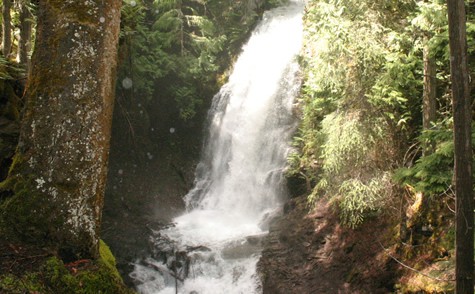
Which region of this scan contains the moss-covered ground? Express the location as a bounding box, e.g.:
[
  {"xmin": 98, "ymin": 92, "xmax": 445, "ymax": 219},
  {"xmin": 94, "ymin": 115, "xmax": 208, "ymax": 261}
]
[{"xmin": 0, "ymin": 239, "xmax": 135, "ymax": 293}]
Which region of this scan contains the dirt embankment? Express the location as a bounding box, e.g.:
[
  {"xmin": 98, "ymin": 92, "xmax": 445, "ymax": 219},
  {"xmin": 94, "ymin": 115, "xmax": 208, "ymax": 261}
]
[{"xmin": 258, "ymin": 196, "xmax": 401, "ymax": 294}]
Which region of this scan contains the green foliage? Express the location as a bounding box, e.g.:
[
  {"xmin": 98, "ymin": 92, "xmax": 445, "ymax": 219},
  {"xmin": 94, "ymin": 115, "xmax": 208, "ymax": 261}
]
[
  {"xmin": 292, "ymin": 0, "xmax": 475, "ymax": 228},
  {"xmin": 118, "ymin": 0, "xmax": 264, "ymax": 123},
  {"xmin": 0, "ymin": 56, "xmax": 24, "ymax": 80},
  {"xmin": 410, "ymin": 0, "xmax": 447, "ymax": 32},
  {"xmin": 337, "ymin": 173, "xmax": 392, "ymax": 228},
  {"xmin": 390, "ymin": 0, "xmax": 475, "ymax": 199},
  {"xmin": 293, "ymin": 0, "xmax": 417, "ymax": 227},
  {"xmin": 291, "ymin": 0, "xmax": 410, "ymax": 227},
  {"xmin": 367, "ymin": 48, "xmax": 421, "ymax": 129},
  {"xmin": 173, "ymin": 84, "xmax": 203, "ymax": 120},
  {"xmin": 394, "ymin": 122, "xmax": 475, "ymax": 196},
  {"xmin": 112, "ymin": 0, "xmax": 273, "ymax": 162},
  {"xmin": 308, "ymin": 110, "xmax": 394, "ymax": 226},
  {"xmin": 319, "ymin": 112, "xmax": 374, "ymax": 178}
]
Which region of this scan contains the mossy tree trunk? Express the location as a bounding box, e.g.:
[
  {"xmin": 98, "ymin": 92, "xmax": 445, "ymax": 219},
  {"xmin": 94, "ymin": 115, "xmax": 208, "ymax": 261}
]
[
  {"xmin": 2, "ymin": 0, "xmax": 12, "ymax": 58},
  {"xmin": 1, "ymin": 0, "xmax": 121, "ymax": 260}
]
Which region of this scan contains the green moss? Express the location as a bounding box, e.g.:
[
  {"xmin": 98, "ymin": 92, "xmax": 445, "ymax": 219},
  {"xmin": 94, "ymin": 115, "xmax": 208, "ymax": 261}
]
[
  {"xmin": 396, "ymin": 258, "xmax": 455, "ymax": 293},
  {"xmin": 42, "ymin": 257, "xmax": 80, "ymax": 291},
  {"xmin": 0, "ymin": 241, "xmax": 134, "ymax": 294},
  {"xmin": 0, "ymin": 274, "xmax": 45, "ymax": 293},
  {"xmin": 7, "ymin": 152, "xmax": 26, "ymax": 176},
  {"xmin": 49, "ymin": 1, "xmax": 100, "ymax": 24},
  {"xmin": 98, "ymin": 239, "xmax": 121, "ymax": 279},
  {"xmin": 0, "ymin": 175, "xmax": 61, "ymax": 244},
  {"xmin": 74, "ymin": 240, "xmax": 130, "ymax": 293}
]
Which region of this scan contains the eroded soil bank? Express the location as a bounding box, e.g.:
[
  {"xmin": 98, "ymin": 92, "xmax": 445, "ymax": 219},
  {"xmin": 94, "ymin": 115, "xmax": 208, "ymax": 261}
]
[{"xmin": 258, "ymin": 196, "xmax": 401, "ymax": 294}]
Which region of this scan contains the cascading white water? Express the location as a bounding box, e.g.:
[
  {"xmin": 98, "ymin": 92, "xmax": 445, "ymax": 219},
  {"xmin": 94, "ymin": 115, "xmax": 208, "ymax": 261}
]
[{"xmin": 131, "ymin": 1, "xmax": 304, "ymax": 293}]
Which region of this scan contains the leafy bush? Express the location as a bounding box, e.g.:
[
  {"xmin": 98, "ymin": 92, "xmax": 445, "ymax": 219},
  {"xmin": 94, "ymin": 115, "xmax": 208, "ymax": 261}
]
[
  {"xmin": 310, "ymin": 111, "xmax": 395, "ymax": 226},
  {"xmin": 337, "ymin": 173, "xmax": 392, "ymax": 228},
  {"xmin": 291, "ymin": 0, "xmax": 420, "ymax": 227}
]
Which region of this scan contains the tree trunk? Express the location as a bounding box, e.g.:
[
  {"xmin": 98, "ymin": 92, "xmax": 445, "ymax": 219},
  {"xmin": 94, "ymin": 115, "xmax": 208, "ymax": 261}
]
[
  {"xmin": 2, "ymin": 0, "xmax": 12, "ymax": 58},
  {"xmin": 447, "ymin": 0, "xmax": 474, "ymax": 293},
  {"xmin": 18, "ymin": 0, "xmax": 33, "ymax": 69},
  {"xmin": 1, "ymin": 0, "xmax": 122, "ymax": 260},
  {"xmin": 422, "ymin": 37, "xmax": 437, "ymax": 138}
]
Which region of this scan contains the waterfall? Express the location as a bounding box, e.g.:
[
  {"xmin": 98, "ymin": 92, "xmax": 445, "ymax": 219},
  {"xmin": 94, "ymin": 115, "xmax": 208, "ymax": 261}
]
[{"xmin": 131, "ymin": 1, "xmax": 304, "ymax": 293}]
